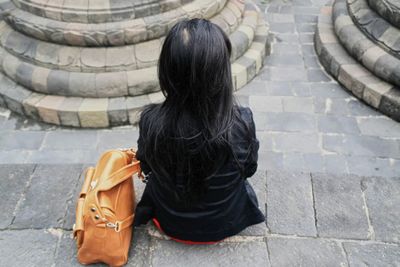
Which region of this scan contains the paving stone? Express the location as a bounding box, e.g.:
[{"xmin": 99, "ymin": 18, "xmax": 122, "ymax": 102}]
[
  {"xmin": 303, "ymin": 153, "xmax": 325, "ymax": 172},
  {"xmin": 267, "ymin": 237, "xmax": 347, "ymax": 267},
  {"xmin": 312, "ymin": 173, "xmax": 369, "ymax": 239},
  {"xmin": 309, "ymin": 83, "xmax": 351, "ymax": 98},
  {"xmin": 346, "ymin": 155, "xmax": 398, "ymax": 177},
  {"xmin": 343, "ymin": 242, "xmax": 400, "ymax": 266},
  {"xmin": 258, "ymin": 151, "xmax": 284, "ymax": 171},
  {"xmin": 249, "ymin": 95, "xmax": 283, "ymax": 112},
  {"xmin": 272, "ymin": 132, "xmax": 320, "ymax": 153},
  {"xmin": 282, "ymin": 96, "xmax": 314, "ymax": 113},
  {"xmin": 318, "ymin": 115, "xmax": 360, "ymax": 134},
  {"xmin": 42, "ymin": 130, "xmax": 98, "ymax": 150},
  {"xmin": 268, "ymin": 67, "xmax": 307, "ymax": 81},
  {"xmin": 307, "ymin": 69, "xmax": 332, "ymax": 82},
  {"xmin": 323, "ymin": 134, "xmax": 400, "ymax": 158},
  {"xmin": 265, "ymin": 53, "xmax": 303, "ymax": 66},
  {"xmin": 266, "ymin": 170, "xmax": 316, "ymax": 236},
  {"xmin": 361, "ymin": 176, "xmax": 400, "ymax": 243},
  {"xmin": 0, "ymin": 164, "xmax": 35, "ymax": 228},
  {"xmin": 97, "ymin": 129, "xmax": 139, "ymax": 152},
  {"xmin": 282, "ymin": 152, "xmax": 308, "ymax": 172},
  {"xmin": 0, "ymin": 130, "xmax": 45, "ymax": 150},
  {"xmin": 323, "ymin": 154, "xmax": 348, "ymax": 173},
  {"xmin": 0, "ymin": 229, "xmax": 59, "ymax": 266},
  {"xmin": 151, "ymin": 239, "xmax": 270, "ymax": 267},
  {"xmin": 11, "ymin": 164, "xmax": 83, "ymax": 228},
  {"xmin": 270, "ymin": 22, "xmax": 295, "ymax": 33},
  {"xmin": 357, "ymin": 117, "xmax": 400, "ymax": 138},
  {"xmin": 264, "ymin": 112, "xmax": 317, "ymax": 132},
  {"xmin": 26, "ymin": 149, "xmax": 97, "ymax": 164}
]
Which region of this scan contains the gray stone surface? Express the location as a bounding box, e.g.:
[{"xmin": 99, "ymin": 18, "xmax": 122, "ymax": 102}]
[
  {"xmin": 312, "ymin": 173, "xmax": 369, "ymax": 239},
  {"xmin": 11, "ymin": 164, "xmax": 83, "ymax": 228},
  {"xmin": 267, "ymin": 237, "xmax": 347, "ymax": 267},
  {"xmin": 266, "ymin": 170, "xmax": 316, "ymax": 236},
  {"xmin": 362, "ymin": 176, "xmax": 400, "ymax": 243},
  {"xmin": 0, "ymin": 164, "xmax": 35, "ymax": 228},
  {"xmin": 151, "ymin": 239, "xmax": 270, "ymax": 267},
  {"xmin": 343, "ymin": 242, "xmax": 400, "ymax": 266},
  {"xmin": 0, "ymin": 229, "xmax": 59, "ymax": 266}
]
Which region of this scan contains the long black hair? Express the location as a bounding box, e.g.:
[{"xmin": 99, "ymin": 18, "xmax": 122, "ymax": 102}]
[{"xmin": 139, "ymin": 18, "xmax": 237, "ymax": 205}]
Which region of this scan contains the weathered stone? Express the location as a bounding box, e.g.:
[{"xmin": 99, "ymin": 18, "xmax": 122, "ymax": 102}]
[
  {"xmin": 343, "ymin": 242, "xmax": 400, "ymax": 266},
  {"xmin": 81, "ymin": 47, "xmax": 106, "ymax": 70},
  {"xmin": 267, "ymin": 237, "xmax": 347, "ymax": 266},
  {"xmin": 31, "ymin": 66, "xmax": 50, "ymax": 93},
  {"xmin": 108, "ymin": 96, "xmax": 128, "ymax": 126},
  {"xmin": 0, "ymin": 165, "xmax": 35, "ymax": 228},
  {"xmin": 3, "ymin": 85, "xmax": 32, "ymax": 115},
  {"xmin": 36, "ymin": 95, "xmax": 65, "ymax": 125},
  {"xmin": 95, "ymin": 72, "xmax": 128, "ymax": 97},
  {"xmin": 312, "ymin": 173, "xmax": 369, "ymax": 239},
  {"xmin": 266, "ymin": 170, "xmax": 316, "ymax": 236},
  {"xmin": 318, "ymin": 115, "xmax": 360, "ymax": 134},
  {"xmin": 127, "ymin": 67, "xmax": 158, "ymax": 95},
  {"xmin": 11, "ymin": 164, "xmax": 83, "ymax": 228},
  {"xmin": 22, "ymin": 92, "xmax": 45, "ymax": 120},
  {"xmin": 361, "ymin": 176, "xmax": 400, "ymax": 243},
  {"xmin": 58, "ymin": 97, "xmax": 83, "ymax": 127},
  {"xmin": 134, "ymin": 39, "xmax": 161, "ymax": 68},
  {"xmin": 0, "ymin": 229, "xmax": 58, "ymax": 266},
  {"xmin": 68, "ymin": 72, "xmax": 97, "ymax": 97},
  {"xmin": 78, "ymin": 98, "xmax": 109, "ymax": 128},
  {"xmin": 105, "ymin": 46, "xmax": 136, "ymax": 71},
  {"xmin": 47, "ymin": 70, "xmax": 70, "ymax": 95},
  {"xmin": 151, "ymin": 239, "xmax": 270, "ymax": 266}
]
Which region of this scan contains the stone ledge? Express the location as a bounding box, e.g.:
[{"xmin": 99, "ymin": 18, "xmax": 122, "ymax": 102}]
[
  {"xmin": 347, "ymin": 0, "xmax": 400, "ymax": 59},
  {"xmin": 315, "ymin": 3, "xmax": 400, "ymax": 121},
  {"xmin": 0, "ymin": 2, "xmax": 255, "ymax": 74},
  {"xmin": 5, "ymin": 0, "xmax": 229, "ymax": 47},
  {"xmin": 333, "ymin": 0, "xmax": 400, "ymax": 87},
  {"xmin": 0, "ymin": 16, "xmax": 269, "ymax": 127},
  {"xmin": 14, "ymin": 0, "xmax": 190, "ymax": 23},
  {"xmin": 367, "ymin": 0, "xmax": 400, "ymax": 29}
]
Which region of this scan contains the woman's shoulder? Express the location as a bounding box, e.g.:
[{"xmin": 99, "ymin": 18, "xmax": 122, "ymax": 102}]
[
  {"xmin": 139, "ymin": 103, "xmax": 161, "ymax": 126},
  {"xmin": 231, "ymin": 105, "xmax": 256, "ymax": 140},
  {"xmin": 234, "ymin": 105, "xmax": 254, "ymax": 123}
]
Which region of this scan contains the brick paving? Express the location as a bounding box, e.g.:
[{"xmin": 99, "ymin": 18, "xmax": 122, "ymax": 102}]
[{"xmin": 0, "ymin": 0, "xmax": 400, "ymax": 266}]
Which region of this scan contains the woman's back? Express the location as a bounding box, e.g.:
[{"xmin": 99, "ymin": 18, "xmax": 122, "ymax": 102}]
[{"xmin": 133, "ymin": 18, "xmax": 264, "ymax": 242}]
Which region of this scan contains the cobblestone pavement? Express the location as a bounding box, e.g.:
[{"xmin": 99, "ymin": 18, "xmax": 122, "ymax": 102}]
[{"xmin": 0, "ymin": 0, "xmax": 400, "ymax": 266}]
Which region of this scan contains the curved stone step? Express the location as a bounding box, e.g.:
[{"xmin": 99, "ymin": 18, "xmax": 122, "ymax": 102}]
[
  {"xmin": 0, "ymin": 17, "xmax": 269, "ymax": 128},
  {"xmin": 0, "ymin": 2, "xmax": 257, "ymax": 74},
  {"xmin": 347, "ymin": 0, "xmax": 400, "ymax": 59},
  {"xmin": 315, "ymin": 3, "xmax": 400, "ymax": 121},
  {"xmin": 14, "ymin": 0, "xmax": 193, "ymax": 23},
  {"xmin": 5, "ymin": 0, "xmax": 230, "ymax": 47},
  {"xmin": 367, "ymin": 0, "xmax": 400, "ymax": 29},
  {"xmin": 333, "ymin": 0, "xmax": 400, "ymax": 87}
]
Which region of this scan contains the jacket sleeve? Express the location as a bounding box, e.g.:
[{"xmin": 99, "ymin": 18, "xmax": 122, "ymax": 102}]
[
  {"xmin": 136, "ymin": 116, "xmax": 152, "ymax": 175},
  {"xmin": 243, "ymin": 108, "xmax": 259, "ymax": 178}
]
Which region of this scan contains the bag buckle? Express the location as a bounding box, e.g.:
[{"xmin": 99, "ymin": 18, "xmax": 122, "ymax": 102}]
[{"xmin": 106, "ymin": 221, "xmax": 121, "ymax": 232}]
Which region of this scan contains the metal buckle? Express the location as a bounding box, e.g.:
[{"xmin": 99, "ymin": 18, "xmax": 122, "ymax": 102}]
[{"xmin": 106, "ymin": 221, "xmax": 121, "ymax": 232}]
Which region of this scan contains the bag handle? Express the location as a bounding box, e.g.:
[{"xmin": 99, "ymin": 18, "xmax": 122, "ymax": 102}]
[{"xmin": 96, "ymin": 161, "xmax": 140, "ymax": 192}]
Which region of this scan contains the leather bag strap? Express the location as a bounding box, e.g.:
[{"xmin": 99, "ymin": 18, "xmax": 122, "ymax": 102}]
[{"xmin": 96, "ymin": 161, "xmax": 140, "ymax": 192}]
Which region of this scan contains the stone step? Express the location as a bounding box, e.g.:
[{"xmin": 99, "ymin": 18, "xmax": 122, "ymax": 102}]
[
  {"xmin": 14, "ymin": 0, "xmax": 193, "ymax": 23},
  {"xmin": 5, "ymin": 0, "xmax": 231, "ymax": 47},
  {"xmin": 367, "ymin": 0, "xmax": 400, "ymax": 29},
  {"xmin": 0, "ymin": 17, "xmax": 270, "ymax": 128},
  {"xmin": 315, "ymin": 3, "xmax": 400, "ymax": 121},
  {"xmin": 347, "ymin": 0, "xmax": 400, "ymax": 59},
  {"xmin": 0, "ymin": 2, "xmax": 257, "ymax": 74},
  {"xmin": 0, "ymin": 3, "xmax": 260, "ymax": 98},
  {"xmin": 333, "ymin": 0, "xmax": 400, "ymax": 87}
]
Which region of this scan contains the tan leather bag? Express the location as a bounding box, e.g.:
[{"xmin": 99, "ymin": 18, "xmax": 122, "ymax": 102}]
[{"xmin": 73, "ymin": 148, "xmax": 141, "ymax": 267}]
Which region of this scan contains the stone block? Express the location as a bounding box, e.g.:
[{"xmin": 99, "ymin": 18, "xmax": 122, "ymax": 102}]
[
  {"xmin": 135, "ymin": 39, "xmax": 161, "ymax": 68},
  {"xmin": 78, "ymin": 98, "xmax": 109, "ymax": 128},
  {"xmin": 363, "ymin": 81, "xmax": 392, "ymax": 108},
  {"xmin": 35, "ymin": 42, "xmax": 60, "ymax": 66},
  {"xmin": 362, "ymin": 176, "xmax": 400, "ymax": 243},
  {"xmin": 47, "ymin": 70, "xmax": 70, "ymax": 95},
  {"xmin": 267, "ymin": 237, "xmax": 347, "ymax": 266},
  {"xmin": 318, "ymin": 115, "xmax": 360, "ymax": 134},
  {"xmin": 0, "ymin": 229, "xmax": 58, "ymax": 266},
  {"xmin": 266, "ymin": 170, "xmax": 316, "ymax": 236},
  {"xmin": 31, "ymin": 66, "xmax": 50, "ymax": 93},
  {"xmin": 22, "ymin": 92, "xmax": 45, "ymax": 120},
  {"xmin": 106, "ymin": 46, "xmax": 136, "ymax": 71},
  {"xmin": 2, "ymin": 53, "xmax": 20, "ymax": 81},
  {"xmin": 11, "ymin": 164, "xmax": 83, "ymax": 228},
  {"xmin": 312, "ymin": 173, "xmax": 369, "ymax": 239},
  {"xmin": 95, "ymin": 72, "xmax": 128, "ymax": 97},
  {"xmin": 68, "ymin": 72, "xmax": 96, "ymax": 97},
  {"xmin": 81, "ymin": 47, "xmax": 106, "ymax": 70},
  {"xmin": 58, "ymin": 97, "xmax": 83, "ymax": 127},
  {"xmin": 108, "ymin": 96, "xmax": 128, "ymax": 126},
  {"xmin": 151, "ymin": 239, "xmax": 270, "ymax": 266},
  {"xmin": 0, "ymin": 165, "xmax": 35, "ymax": 228},
  {"xmin": 4, "ymin": 84, "xmax": 32, "ymax": 115},
  {"xmin": 57, "ymin": 46, "xmax": 81, "ymax": 71},
  {"xmin": 36, "ymin": 95, "xmax": 65, "ymax": 125},
  {"xmin": 232, "ymin": 63, "xmax": 247, "ymax": 89},
  {"xmin": 343, "ymin": 242, "xmax": 400, "ymax": 266},
  {"xmin": 122, "ymin": 19, "xmax": 147, "ymax": 44},
  {"xmin": 127, "ymin": 67, "xmax": 158, "ymax": 95}
]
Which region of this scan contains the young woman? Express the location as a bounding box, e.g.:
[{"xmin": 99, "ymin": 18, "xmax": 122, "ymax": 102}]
[{"xmin": 133, "ymin": 18, "xmax": 264, "ymax": 244}]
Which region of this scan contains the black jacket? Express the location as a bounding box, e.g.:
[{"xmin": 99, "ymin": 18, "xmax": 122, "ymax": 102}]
[{"xmin": 133, "ymin": 106, "xmax": 265, "ymax": 242}]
